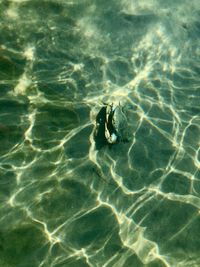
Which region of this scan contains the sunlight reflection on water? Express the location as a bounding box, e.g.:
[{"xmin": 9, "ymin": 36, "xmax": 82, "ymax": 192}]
[{"xmin": 0, "ymin": 0, "xmax": 200, "ymax": 266}]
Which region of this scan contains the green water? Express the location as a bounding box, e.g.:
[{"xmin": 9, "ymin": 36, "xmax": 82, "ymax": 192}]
[{"xmin": 0, "ymin": 1, "xmax": 200, "ymax": 266}]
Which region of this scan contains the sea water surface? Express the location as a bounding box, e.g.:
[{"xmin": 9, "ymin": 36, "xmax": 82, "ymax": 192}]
[{"xmin": 0, "ymin": 1, "xmax": 200, "ymax": 266}]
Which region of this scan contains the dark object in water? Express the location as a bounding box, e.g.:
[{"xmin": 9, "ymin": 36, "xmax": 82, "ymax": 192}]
[
  {"xmin": 94, "ymin": 103, "xmax": 129, "ymax": 149},
  {"xmin": 94, "ymin": 106, "xmax": 108, "ymax": 150}
]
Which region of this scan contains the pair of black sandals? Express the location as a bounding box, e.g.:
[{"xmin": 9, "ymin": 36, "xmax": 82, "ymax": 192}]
[{"xmin": 94, "ymin": 103, "xmax": 129, "ymax": 150}]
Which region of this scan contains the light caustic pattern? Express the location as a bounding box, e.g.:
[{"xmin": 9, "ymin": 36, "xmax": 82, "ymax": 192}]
[{"xmin": 0, "ymin": 0, "xmax": 200, "ymax": 267}]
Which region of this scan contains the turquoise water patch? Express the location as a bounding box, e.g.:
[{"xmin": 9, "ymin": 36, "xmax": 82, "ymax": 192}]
[{"xmin": 0, "ymin": 0, "xmax": 200, "ymax": 266}]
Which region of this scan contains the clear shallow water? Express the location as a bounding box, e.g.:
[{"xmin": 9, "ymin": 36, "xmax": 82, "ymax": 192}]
[{"xmin": 0, "ymin": 1, "xmax": 200, "ymax": 266}]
